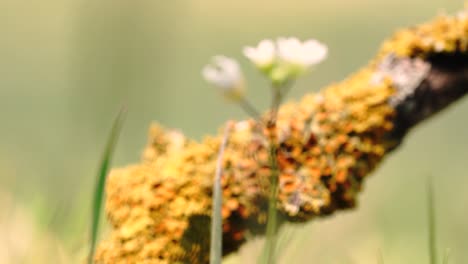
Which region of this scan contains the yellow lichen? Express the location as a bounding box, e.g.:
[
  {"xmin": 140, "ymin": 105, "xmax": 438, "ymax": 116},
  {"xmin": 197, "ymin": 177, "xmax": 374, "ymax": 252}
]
[{"xmin": 379, "ymin": 10, "xmax": 468, "ymax": 58}]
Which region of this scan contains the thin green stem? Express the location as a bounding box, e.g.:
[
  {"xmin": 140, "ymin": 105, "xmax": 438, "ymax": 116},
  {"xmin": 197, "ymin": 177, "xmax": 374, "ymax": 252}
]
[
  {"xmin": 269, "ymin": 79, "xmax": 294, "ymax": 125},
  {"xmin": 88, "ymin": 107, "xmax": 126, "ymax": 264},
  {"xmin": 210, "ymin": 122, "xmax": 232, "ymax": 264},
  {"xmin": 239, "ymin": 97, "xmax": 262, "ymax": 122},
  {"xmin": 259, "ymin": 141, "xmax": 280, "ymax": 264},
  {"xmin": 259, "ymin": 80, "xmax": 292, "ymax": 264},
  {"xmin": 278, "ymin": 80, "xmax": 295, "ymax": 104},
  {"xmin": 270, "ymin": 88, "xmax": 282, "ymax": 122}
]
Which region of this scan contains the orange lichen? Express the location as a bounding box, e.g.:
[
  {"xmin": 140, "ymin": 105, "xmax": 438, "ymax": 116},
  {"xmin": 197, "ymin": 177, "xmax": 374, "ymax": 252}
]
[{"xmin": 95, "ymin": 10, "xmax": 468, "ymax": 264}]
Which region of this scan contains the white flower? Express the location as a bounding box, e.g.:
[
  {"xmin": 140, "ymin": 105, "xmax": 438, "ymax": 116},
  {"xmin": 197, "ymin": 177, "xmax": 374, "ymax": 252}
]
[
  {"xmin": 277, "ymin": 37, "xmax": 328, "ymax": 68},
  {"xmin": 264, "ymin": 37, "xmax": 327, "ymax": 84},
  {"xmin": 276, "ymin": 37, "xmax": 302, "ymax": 63},
  {"xmin": 243, "ymin": 39, "xmax": 276, "ymax": 70},
  {"xmin": 202, "ymin": 56, "xmax": 245, "ymax": 101}
]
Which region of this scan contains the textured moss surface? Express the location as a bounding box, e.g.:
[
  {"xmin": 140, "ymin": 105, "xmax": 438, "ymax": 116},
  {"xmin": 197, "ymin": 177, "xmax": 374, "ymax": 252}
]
[{"xmin": 95, "ymin": 11, "xmax": 467, "ymax": 264}]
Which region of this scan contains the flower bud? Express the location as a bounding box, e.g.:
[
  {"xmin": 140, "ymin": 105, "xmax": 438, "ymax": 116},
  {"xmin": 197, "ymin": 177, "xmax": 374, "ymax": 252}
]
[{"xmin": 202, "ymin": 56, "xmax": 246, "ymax": 101}]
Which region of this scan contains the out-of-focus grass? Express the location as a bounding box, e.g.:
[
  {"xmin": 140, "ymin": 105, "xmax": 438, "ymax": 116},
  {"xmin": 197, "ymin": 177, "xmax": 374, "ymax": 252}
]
[
  {"xmin": 0, "ymin": 0, "xmax": 467, "ymax": 263},
  {"xmin": 427, "ymin": 177, "xmax": 437, "ymax": 264},
  {"xmin": 0, "ymin": 191, "xmax": 80, "ymax": 263},
  {"xmin": 210, "ymin": 123, "xmax": 232, "ymax": 264},
  {"xmin": 443, "ymin": 248, "xmax": 451, "ymax": 264}
]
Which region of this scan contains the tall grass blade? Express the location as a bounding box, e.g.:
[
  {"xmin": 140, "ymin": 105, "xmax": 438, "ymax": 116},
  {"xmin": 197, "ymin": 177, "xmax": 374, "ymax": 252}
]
[
  {"xmin": 427, "ymin": 176, "xmax": 437, "ymax": 264},
  {"xmin": 88, "ymin": 108, "xmax": 127, "ymax": 264},
  {"xmin": 210, "ymin": 122, "xmax": 232, "ymax": 264}
]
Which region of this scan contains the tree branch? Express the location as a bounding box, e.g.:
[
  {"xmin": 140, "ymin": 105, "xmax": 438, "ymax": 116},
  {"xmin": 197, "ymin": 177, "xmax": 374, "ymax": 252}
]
[
  {"xmin": 386, "ymin": 52, "xmax": 468, "ymax": 140},
  {"xmin": 94, "ymin": 9, "xmax": 468, "ymax": 264}
]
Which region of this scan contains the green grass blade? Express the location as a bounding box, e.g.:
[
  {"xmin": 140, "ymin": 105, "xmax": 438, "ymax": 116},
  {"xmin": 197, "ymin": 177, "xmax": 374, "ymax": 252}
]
[
  {"xmin": 210, "ymin": 122, "xmax": 231, "ymax": 264},
  {"xmin": 427, "ymin": 176, "xmax": 437, "ymax": 264},
  {"xmin": 88, "ymin": 108, "xmax": 127, "ymax": 264}
]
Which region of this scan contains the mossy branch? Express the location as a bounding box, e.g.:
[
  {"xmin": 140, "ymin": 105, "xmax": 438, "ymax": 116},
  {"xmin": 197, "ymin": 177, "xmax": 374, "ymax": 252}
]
[{"xmin": 95, "ymin": 9, "xmax": 468, "ymax": 264}]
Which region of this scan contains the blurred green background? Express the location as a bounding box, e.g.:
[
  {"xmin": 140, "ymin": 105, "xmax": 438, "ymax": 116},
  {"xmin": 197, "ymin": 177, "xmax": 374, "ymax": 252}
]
[{"xmin": 1, "ymin": 0, "xmax": 467, "ymax": 263}]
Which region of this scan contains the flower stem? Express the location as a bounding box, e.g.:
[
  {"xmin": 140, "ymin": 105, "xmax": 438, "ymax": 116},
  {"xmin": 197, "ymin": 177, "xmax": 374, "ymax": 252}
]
[
  {"xmin": 279, "ymin": 80, "xmax": 295, "ymax": 101},
  {"xmin": 259, "ymin": 82, "xmax": 288, "ymax": 264},
  {"xmin": 238, "ymin": 98, "xmax": 262, "ymax": 122},
  {"xmin": 259, "ymin": 140, "xmax": 280, "ymax": 264}
]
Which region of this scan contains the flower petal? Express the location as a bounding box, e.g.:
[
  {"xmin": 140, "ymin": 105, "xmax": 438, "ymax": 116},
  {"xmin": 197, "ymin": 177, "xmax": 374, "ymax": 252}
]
[
  {"xmin": 243, "ymin": 39, "xmax": 275, "ymax": 68},
  {"xmin": 301, "ymin": 39, "xmax": 328, "ymax": 66},
  {"xmin": 202, "ymin": 56, "xmax": 245, "ymax": 101}
]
